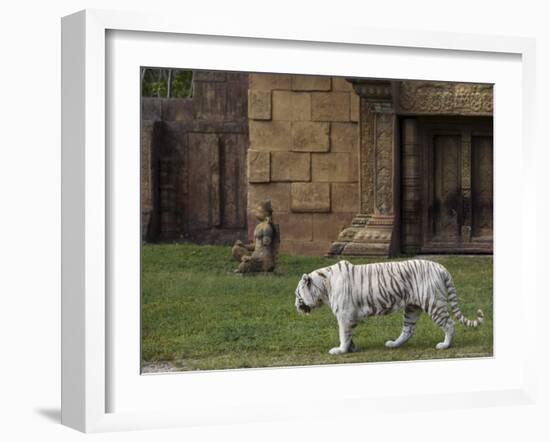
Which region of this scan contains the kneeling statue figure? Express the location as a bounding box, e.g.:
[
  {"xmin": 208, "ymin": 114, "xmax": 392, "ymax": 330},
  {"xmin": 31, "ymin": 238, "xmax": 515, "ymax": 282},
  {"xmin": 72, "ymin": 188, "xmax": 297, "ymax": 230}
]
[{"xmin": 232, "ymin": 200, "xmax": 279, "ymax": 273}]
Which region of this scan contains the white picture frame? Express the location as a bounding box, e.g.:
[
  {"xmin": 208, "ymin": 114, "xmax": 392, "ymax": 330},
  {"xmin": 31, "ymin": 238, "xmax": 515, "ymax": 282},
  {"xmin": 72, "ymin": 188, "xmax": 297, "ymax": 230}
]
[{"xmin": 61, "ymin": 9, "xmax": 539, "ymax": 433}]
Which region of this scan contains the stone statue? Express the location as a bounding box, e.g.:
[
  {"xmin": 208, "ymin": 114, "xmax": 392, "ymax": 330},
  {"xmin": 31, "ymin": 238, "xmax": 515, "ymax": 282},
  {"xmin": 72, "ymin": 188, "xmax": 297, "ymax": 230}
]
[{"xmin": 232, "ymin": 200, "xmax": 279, "ymax": 273}]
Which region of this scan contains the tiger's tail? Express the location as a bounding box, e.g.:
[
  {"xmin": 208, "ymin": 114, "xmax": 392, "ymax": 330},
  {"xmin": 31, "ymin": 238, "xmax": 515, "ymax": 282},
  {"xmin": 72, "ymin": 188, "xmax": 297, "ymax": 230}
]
[{"xmin": 443, "ymin": 268, "xmax": 484, "ymax": 328}]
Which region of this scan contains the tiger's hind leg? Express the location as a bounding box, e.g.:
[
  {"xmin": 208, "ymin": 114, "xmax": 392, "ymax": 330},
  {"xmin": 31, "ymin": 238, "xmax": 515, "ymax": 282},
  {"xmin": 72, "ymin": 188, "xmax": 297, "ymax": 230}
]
[
  {"xmin": 385, "ymin": 305, "xmax": 422, "ymax": 348},
  {"xmin": 435, "ymin": 318, "xmax": 455, "ymax": 350},
  {"xmin": 428, "ymin": 304, "xmax": 455, "ymax": 350}
]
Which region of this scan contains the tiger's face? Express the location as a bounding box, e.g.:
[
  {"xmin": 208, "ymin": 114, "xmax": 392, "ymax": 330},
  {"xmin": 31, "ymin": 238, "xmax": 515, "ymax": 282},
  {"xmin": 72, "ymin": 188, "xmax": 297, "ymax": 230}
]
[{"xmin": 295, "ymin": 273, "xmax": 323, "ymax": 314}]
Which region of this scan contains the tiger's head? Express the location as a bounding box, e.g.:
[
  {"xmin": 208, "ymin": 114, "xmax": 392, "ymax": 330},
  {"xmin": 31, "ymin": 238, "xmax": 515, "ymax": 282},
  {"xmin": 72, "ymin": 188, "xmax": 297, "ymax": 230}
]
[{"xmin": 295, "ymin": 272, "xmax": 329, "ymax": 315}]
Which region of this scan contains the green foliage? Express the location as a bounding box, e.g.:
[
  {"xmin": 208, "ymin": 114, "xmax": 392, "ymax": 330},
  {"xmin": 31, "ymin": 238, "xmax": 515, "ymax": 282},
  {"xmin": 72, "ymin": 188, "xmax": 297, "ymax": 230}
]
[
  {"xmin": 141, "ymin": 244, "xmax": 493, "ymax": 371},
  {"xmin": 141, "ymin": 68, "xmax": 193, "ymax": 98}
]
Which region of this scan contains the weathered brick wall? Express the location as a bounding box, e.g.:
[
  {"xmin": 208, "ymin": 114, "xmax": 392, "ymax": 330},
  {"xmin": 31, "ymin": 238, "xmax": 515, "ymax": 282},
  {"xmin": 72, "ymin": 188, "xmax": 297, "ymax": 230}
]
[{"xmin": 247, "ymin": 74, "xmax": 360, "ymax": 256}]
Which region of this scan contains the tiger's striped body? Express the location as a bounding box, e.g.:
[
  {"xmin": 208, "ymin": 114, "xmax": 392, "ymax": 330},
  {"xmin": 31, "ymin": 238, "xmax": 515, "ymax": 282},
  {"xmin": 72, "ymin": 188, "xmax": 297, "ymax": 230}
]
[{"xmin": 294, "ymin": 259, "xmax": 484, "ymax": 354}]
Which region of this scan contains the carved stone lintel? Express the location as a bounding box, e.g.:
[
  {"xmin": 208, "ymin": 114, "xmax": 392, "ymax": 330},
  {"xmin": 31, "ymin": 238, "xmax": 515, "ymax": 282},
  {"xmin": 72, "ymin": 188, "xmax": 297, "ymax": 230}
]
[{"xmin": 398, "ymin": 81, "xmax": 493, "ymax": 116}]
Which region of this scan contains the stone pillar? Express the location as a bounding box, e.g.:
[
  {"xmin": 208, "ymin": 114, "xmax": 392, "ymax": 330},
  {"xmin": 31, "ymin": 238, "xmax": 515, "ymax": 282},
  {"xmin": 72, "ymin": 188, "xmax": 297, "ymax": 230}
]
[{"xmin": 328, "ymin": 80, "xmax": 398, "ymax": 256}]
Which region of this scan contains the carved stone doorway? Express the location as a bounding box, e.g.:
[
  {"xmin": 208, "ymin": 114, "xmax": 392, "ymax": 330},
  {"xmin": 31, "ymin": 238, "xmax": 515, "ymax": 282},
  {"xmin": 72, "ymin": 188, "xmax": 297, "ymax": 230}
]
[
  {"xmin": 326, "ymin": 79, "xmax": 494, "ymax": 258},
  {"xmin": 401, "ymin": 116, "xmax": 493, "ymax": 254}
]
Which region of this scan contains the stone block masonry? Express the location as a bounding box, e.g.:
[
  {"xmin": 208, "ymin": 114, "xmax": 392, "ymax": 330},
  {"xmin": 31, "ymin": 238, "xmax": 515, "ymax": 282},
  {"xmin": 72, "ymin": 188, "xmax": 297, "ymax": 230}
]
[
  {"xmin": 249, "ymin": 121, "xmax": 291, "ymax": 151},
  {"xmin": 271, "ymin": 152, "xmax": 310, "ymax": 182},
  {"xmin": 291, "ymin": 183, "xmax": 331, "ymax": 213},
  {"xmin": 247, "ymin": 73, "xmax": 360, "ymax": 256},
  {"xmin": 248, "ymin": 90, "xmax": 271, "ymax": 120},
  {"xmin": 291, "ymin": 122, "xmax": 330, "ymax": 152},
  {"xmin": 248, "ymin": 150, "xmax": 270, "ymax": 183},
  {"xmin": 272, "ymin": 91, "xmax": 311, "ymax": 121},
  {"xmin": 312, "ymin": 152, "xmax": 358, "ymax": 182},
  {"xmin": 291, "ymin": 75, "xmax": 331, "ymax": 91},
  {"xmin": 311, "ymin": 92, "xmax": 350, "ymax": 122}
]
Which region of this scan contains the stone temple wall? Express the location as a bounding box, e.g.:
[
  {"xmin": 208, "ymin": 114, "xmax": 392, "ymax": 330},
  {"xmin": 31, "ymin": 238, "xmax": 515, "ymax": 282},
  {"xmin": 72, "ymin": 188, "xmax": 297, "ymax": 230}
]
[
  {"xmin": 141, "ymin": 71, "xmax": 249, "ymax": 243},
  {"xmin": 247, "ymin": 74, "xmax": 360, "ymax": 256}
]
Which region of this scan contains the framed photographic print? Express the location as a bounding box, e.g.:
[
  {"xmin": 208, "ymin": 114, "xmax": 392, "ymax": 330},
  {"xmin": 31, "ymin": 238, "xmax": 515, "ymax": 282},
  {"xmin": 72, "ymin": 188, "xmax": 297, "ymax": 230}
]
[
  {"xmin": 139, "ymin": 68, "xmax": 494, "ymax": 373},
  {"xmin": 61, "ymin": 9, "xmax": 538, "ymax": 433}
]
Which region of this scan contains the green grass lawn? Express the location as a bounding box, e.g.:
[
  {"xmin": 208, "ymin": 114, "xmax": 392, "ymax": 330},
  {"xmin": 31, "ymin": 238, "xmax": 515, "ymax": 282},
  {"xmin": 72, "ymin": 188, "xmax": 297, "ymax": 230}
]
[{"xmin": 141, "ymin": 244, "xmax": 493, "ymax": 372}]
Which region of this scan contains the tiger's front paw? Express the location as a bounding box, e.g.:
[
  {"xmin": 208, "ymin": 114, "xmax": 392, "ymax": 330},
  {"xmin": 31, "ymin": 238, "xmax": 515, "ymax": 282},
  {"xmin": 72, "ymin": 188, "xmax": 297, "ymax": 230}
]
[{"xmin": 329, "ymin": 347, "xmax": 346, "ymax": 355}]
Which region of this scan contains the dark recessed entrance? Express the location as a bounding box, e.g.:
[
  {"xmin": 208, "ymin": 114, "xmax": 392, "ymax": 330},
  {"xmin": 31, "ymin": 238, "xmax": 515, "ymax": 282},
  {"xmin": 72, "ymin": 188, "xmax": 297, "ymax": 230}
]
[{"xmin": 401, "ymin": 117, "xmax": 493, "ymax": 254}]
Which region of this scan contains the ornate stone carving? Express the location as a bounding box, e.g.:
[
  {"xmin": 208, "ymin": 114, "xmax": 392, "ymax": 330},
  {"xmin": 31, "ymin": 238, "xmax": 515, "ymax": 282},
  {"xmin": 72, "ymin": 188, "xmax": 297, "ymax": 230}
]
[
  {"xmin": 328, "ymin": 80, "xmax": 398, "ymax": 256},
  {"xmin": 360, "ymin": 99, "xmax": 375, "ymax": 214},
  {"xmin": 329, "ymin": 79, "xmax": 494, "ymax": 257},
  {"xmin": 359, "ymin": 99, "xmax": 396, "ymax": 215},
  {"xmin": 374, "ymin": 113, "xmax": 393, "ymax": 215},
  {"xmin": 398, "ymin": 81, "xmax": 493, "ymax": 115},
  {"xmin": 351, "ymin": 80, "xmax": 393, "ymax": 102},
  {"xmin": 329, "ymin": 214, "xmax": 395, "ymax": 256}
]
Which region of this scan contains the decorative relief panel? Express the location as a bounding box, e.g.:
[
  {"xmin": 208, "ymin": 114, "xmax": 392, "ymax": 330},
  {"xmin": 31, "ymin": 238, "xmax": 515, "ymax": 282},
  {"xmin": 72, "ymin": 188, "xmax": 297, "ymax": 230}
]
[
  {"xmin": 359, "ymin": 99, "xmax": 375, "ymax": 214},
  {"xmin": 374, "ymin": 113, "xmax": 393, "ymax": 215},
  {"xmin": 398, "ymin": 81, "xmax": 493, "ymax": 115}
]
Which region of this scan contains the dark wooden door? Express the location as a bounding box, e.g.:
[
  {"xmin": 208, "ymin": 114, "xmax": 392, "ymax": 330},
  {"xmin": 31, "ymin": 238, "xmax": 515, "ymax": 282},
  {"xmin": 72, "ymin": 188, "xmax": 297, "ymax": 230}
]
[
  {"xmin": 431, "ymin": 134, "xmax": 461, "ymax": 244},
  {"xmin": 419, "ymin": 118, "xmax": 493, "ymax": 253},
  {"xmin": 471, "ymin": 135, "xmax": 494, "ymax": 241}
]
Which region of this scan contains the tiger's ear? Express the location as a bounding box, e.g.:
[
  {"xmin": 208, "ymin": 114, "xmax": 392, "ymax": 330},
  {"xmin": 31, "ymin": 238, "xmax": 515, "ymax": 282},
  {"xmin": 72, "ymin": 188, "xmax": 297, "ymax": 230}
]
[{"xmin": 301, "ymin": 274, "xmax": 311, "ymax": 285}]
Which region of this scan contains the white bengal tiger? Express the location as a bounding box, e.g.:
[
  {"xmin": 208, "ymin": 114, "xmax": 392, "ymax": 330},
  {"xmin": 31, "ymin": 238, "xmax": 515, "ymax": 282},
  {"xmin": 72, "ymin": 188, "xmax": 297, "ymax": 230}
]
[{"xmin": 294, "ymin": 259, "xmax": 484, "ymax": 354}]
